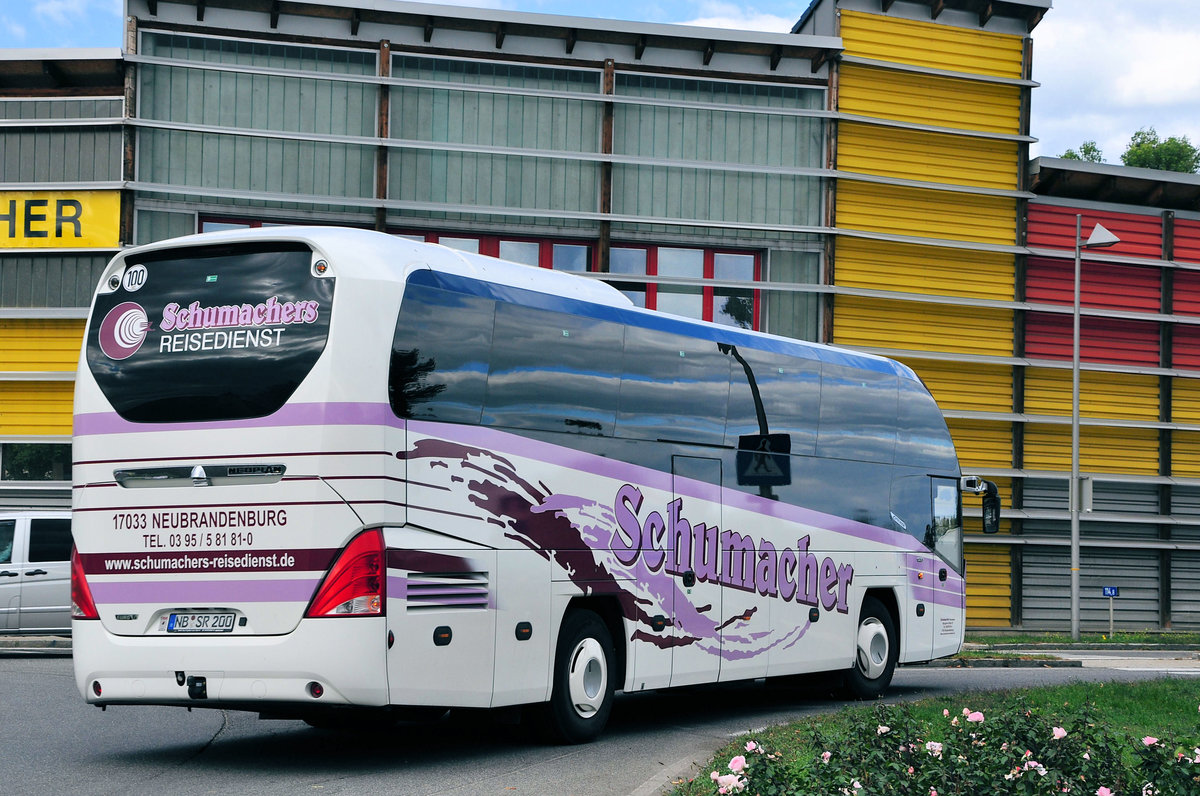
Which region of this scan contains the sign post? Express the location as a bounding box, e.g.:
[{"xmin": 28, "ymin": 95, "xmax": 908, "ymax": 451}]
[{"xmin": 1102, "ymin": 586, "xmax": 1119, "ymax": 637}]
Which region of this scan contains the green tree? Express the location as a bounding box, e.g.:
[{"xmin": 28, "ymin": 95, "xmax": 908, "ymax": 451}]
[
  {"xmin": 1061, "ymin": 140, "xmax": 1103, "ymax": 162},
  {"xmin": 1120, "ymin": 126, "xmax": 1200, "ymax": 173}
]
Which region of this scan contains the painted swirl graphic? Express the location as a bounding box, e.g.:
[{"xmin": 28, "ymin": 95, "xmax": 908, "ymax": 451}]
[{"xmin": 98, "ymin": 301, "xmax": 150, "ymax": 361}]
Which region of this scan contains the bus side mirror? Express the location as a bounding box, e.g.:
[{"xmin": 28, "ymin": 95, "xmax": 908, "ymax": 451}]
[{"xmin": 982, "ymin": 494, "xmax": 1000, "ymax": 534}]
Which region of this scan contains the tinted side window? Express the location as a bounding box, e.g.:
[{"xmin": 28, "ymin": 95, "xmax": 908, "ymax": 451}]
[
  {"xmin": 390, "ymin": 284, "xmax": 495, "ymax": 423},
  {"xmin": 617, "ymin": 327, "xmax": 730, "ymax": 445},
  {"xmin": 484, "ymin": 303, "xmax": 624, "ymax": 436},
  {"xmin": 896, "ymin": 377, "xmax": 958, "ymax": 470},
  {"xmin": 28, "ymin": 519, "xmax": 71, "ymax": 563},
  {"xmin": 0, "ymin": 519, "xmax": 13, "ymax": 565},
  {"xmin": 816, "ymin": 364, "xmax": 898, "ymax": 463},
  {"xmin": 725, "ymin": 345, "xmax": 820, "ymax": 455}
]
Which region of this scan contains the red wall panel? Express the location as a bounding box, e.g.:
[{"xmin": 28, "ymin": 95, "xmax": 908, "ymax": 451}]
[
  {"xmin": 1173, "ymin": 269, "xmax": 1200, "ymax": 316},
  {"xmin": 1175, "ymin": 219, "xmax": 1200, "ymax": 264},
  {"xmin": 1173, "ymin": 324, "xmax": 1200, "ymax": 370},
  {"xmin": 1025, "ymin": 312, "xmax": 1160, "ymax": 366},
  {"xmin": 1025, "ymin": 256, "xmax": 1160, "ymax": 312},
  {"xmin": 1027, "ymin": 203, "xmax": 1164, "ymax": 259}
]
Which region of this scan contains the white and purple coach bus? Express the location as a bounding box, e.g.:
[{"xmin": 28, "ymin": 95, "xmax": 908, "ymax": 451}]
[{"xmin": 71, "ymin": 227, "xmax": 999, "ymax": 743}]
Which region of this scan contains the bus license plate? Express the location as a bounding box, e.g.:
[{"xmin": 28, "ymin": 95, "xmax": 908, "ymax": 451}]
[{"xmin": 166, "ymin": 612, "xmax": 235, "ymax": 633}]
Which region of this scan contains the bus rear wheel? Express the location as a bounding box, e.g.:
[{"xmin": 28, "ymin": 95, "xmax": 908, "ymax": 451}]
[
  {"xmin": 536, "ymin": 609, "xmax": 615, "ymax": 744},
  {"xmin": 843, "ymin": 596, "xmax": 897, "ymax": 700}
]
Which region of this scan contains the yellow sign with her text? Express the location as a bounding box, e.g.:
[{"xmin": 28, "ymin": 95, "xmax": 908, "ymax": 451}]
[{"xmin": 0, "ymin": 190, "xmax": 120, "ymax": 248}]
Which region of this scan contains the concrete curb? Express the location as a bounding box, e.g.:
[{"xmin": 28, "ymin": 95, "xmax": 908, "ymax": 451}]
[
  {"xmin": 0, "ymin": 635, "xmax": 71, "ymax": 651},
  {"xmin": 917, "ymin": 658, "xmax": 1083, "ymax": 668}
]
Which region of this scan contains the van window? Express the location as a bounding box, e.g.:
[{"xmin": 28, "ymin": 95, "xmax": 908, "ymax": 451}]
[
  {"xmin": 85, "ymin": 243, "xmax": 333, "ymax": 423},
  {"xmin": 28, "ymin": 519, "xmax": 72, "ymax": 563},
  {"xmin": 0, "ymin": 520, "xmax": 13, "ymax": 564}
]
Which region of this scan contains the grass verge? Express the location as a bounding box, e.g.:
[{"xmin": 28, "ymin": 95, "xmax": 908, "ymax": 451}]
[{"xmin": 669, "ymin": 679, "xmax": 1200, "ymax": 795}]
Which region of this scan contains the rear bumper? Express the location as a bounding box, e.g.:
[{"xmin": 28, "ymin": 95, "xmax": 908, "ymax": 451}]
[{"xmin": 73, "ymin": 616, "xmax": 388, "ymax": 709}]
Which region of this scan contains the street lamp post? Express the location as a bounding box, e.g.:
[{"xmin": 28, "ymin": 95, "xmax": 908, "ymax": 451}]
[{"xmin": 1071, "ymin": 215, "xmax": 1120, "ymax": 640}]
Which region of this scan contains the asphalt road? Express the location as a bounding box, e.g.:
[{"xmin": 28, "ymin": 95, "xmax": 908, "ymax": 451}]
[{"xmin": 2, "ymin": 652, "xmax": 1196, "ymax": 796}]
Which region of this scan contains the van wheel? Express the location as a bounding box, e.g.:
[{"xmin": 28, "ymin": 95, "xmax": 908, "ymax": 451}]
[
  {"xmin": 843, "ymin": 596, "xmax": 897, "ymax": 700},
  {"xmin": 537, "ymin": 610, "xmax": 614, "ymax": 744}
]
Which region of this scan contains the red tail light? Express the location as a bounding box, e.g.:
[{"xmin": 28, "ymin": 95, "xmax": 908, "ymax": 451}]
[
  {"xmin": 305, "ymin": 529, "xmax": 385, "ymax": 618},
  {"xmin": 71, "ymin": 545, "xmax": 99, "ymax": 620}
]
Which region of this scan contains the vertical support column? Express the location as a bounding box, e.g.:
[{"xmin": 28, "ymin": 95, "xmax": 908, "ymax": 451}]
[
  {"xmin": 597, "ymin": 59, "xmax": 615, "ymax": 273},
  {"xmin": 820, "ymin": 38, "xmax": 839, "ymax": 345},
  {"xmin": 121, "ymin": 14, "xmax": 138, "ymax": 245},
  {"xmin": 1160, "ymin": 209, "xmax": 1175, "ymax": 627},
  {"xmin": 375, "ymin": 40, "xmax": 391, "ymax": 232}
]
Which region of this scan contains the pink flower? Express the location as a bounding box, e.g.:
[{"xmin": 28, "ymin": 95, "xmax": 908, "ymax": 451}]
[
  {"xmin": 930, "ymin": 789, "xmax": 938, "ymax": 796},
  {"xmin": 745, "ymin": 741, "xmax": 757, "ymax": 753},
  {"xmin": 908, "ymin": 766, "xmax": 915, "ymax": 775},
  {"xmin": 1052, "ymin": 726, "xmax": 1068, "ymax": 740},
  {"xmin": 1143, "ymin": 736, "xmax": 1159, "ymax": 746},
  {"xmin": 714, "ymin": 773, "xmax": 745, "ymax": 793},
  {"xmin": 943, "ymin": 709, "xmax": 950, "ymax": 717},
  {"xmin": 1096, "ymin": 788, "xmax": 1113, "ymax": 796},
  {"xmin": 728, "ymin": 755, "xmax": 747, "ymax": 774},
  {"xmin": 821, "ymin": 751, "xmax": 832, "ymax": 764},
  {"xmin": 962, "ymin": 708, "xmax": 971, "ymax": 716},
  {"xmin": 925, "ymin": 741, "xmax": 943, "ymax": 758},
  {"xmin": 966, "ymin": 711, "xmax": 984, "ymax": 723}
]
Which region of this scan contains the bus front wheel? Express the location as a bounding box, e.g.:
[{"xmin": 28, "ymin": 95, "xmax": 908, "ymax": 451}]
[
  {"xmin": 843, "ymin": 596, "xmax": 897, "ymax": 700},
  {"xmin": 537, "ymin": 609, "xmax": 615, "ymax": 744}
]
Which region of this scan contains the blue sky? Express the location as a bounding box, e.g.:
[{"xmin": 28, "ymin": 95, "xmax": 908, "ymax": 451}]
[{"xmin": 3, "ymin": 0, "xmax": 1200, "ymax": 165}]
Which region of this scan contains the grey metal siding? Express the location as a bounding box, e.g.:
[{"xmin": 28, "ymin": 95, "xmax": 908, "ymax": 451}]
[
  {"xmin": 1021, "ymin": 546, "xmax": 1160, "ymax": 630},
  {"xmin": 0, "ymin": 99, "xmax": 123, "ymax": 183},
  {"xmin": 1170, "ymin": 551, "xmax": 1200, "ymax": 629},
  {"xmin": 0, "ymin": 254, "xmax": 110, "ymax": 309},
  {"xmin": 137, "ymin": 33, "xmax": 377, "ymax": 201}
]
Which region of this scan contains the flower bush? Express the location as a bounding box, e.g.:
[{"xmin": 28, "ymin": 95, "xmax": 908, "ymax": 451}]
[{"xmin": 698, "ymin": 698, "xmax": 1199, "ymax": 795}]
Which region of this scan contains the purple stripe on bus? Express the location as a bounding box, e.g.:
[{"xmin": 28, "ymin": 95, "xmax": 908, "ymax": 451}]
[
  {"xmin": 910, "ymin": 584, "xmax": 965, "ymax": 608},
  {"xmin": 91, "ymin": 578, "xmax": 320, "ymax": 604}
]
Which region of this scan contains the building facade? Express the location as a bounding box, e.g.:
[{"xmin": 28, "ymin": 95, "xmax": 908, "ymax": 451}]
[{"xmin": 4, "ymin": 0, "xmax": 1197, "ymax": 630}]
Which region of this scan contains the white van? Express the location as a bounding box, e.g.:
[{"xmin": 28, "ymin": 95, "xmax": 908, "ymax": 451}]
[{"xmin": 0, "ymin": 512, "xmax": 72, "ymax": 634}]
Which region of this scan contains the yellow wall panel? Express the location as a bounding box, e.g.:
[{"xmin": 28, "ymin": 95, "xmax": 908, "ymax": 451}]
[
  {"xmin": 1025, "ymin": 369, "xmax": 1160, "ymax": 422},
  {"xmin": 1172, "ymin": 376, "xmax": 1200, "ymax": 424},
  {"xmin": 0, "ymin": 319, "xmax": 85, "ymax": 372},
  {"xmin": 1172, "ymin": 430, "xmax": 1200, "ymax": 477},
  {"xmin": 0, "ymin": 381, "xmax": 73, "ymax": 435},
  {"xmin": 840, "ymin": 63, "xmax": 1022, "ymax": 135},
  {"xmin": 838, "ymin": 121, "xmax": 1020, "ymax": 191},
  {"xmin": 833, "ymin": 295, "xmax": 1013, "ymax": 356},
  {"xmin": 835, "ymin": 236, "xmax": 1014, "ymax": 301},
  {"xmin": 903, "ymin": 359, "xmax": 1011, "ymax": 414},
  {"xmin": 964, "ymin": 543, "xmax": 1012, "ymax": 627},
  {"xmin": 946, "ymin": 419, "xmax": 1011, "ymax": 470},
  {"xmin": 1024, "ymin": 425, "xmax": 1159, "ymax": 474},
  {"xmin": 836, "ymin": 181, "xmax": 1016, "ymax": 246},
  {"xmin": 839, "ymin": 9, "xmax": 1026, "ymax": 79}
]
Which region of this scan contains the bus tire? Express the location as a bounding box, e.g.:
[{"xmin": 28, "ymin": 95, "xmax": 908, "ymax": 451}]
[
  {"xmin": 537, "ymin": 609, "xmax": 615, "ymax": 744},
  {"xmin": 843, "ymin": 596, "xmax": 897, "ymax": 700}
]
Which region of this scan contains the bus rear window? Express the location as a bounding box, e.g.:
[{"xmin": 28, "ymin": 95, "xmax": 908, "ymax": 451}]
[{"xmin": 85, "ymin": 243, "xmax": 333, "ymax": 423}]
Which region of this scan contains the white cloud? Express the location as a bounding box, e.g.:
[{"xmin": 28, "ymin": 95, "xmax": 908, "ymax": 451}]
[
  {"xmin": 680, "ymin": 2, "xmax": 792, "ymax": 32},
  {"xmin": 1, "ymin": 17, "xmax": 28, "ymax": 42},
  {"xmin": 1029, "ymin": 0, "xmax": 1200, "ymax": 160}
]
